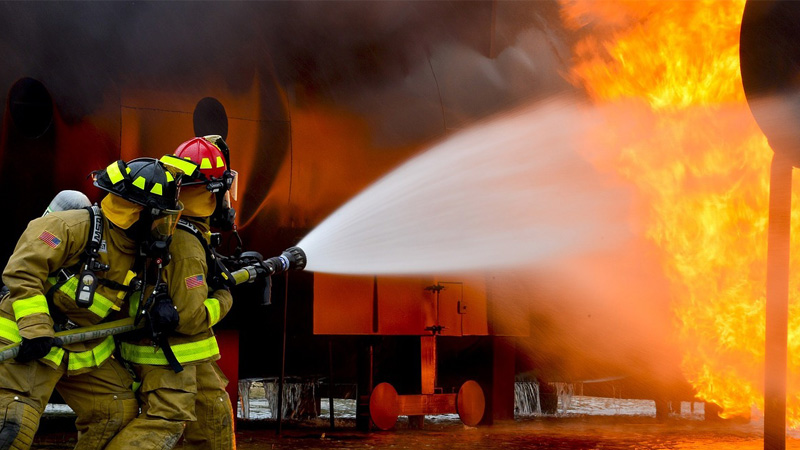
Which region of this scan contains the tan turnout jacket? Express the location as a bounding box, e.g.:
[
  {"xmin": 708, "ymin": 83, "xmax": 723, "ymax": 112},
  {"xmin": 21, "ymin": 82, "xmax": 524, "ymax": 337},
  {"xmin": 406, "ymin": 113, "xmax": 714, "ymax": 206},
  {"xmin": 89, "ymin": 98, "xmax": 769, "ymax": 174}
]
[{"xmin": 0, "ymin": 209, "xmax": 137, "ymax": 374}]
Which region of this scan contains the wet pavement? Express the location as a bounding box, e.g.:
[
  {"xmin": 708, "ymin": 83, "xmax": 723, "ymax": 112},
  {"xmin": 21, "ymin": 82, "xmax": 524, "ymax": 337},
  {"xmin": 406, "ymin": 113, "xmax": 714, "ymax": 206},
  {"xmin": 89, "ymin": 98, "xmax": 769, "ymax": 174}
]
[
  {"xmin": 29, "ymin": 415, "xmax": 800, "ymax": 450},
  {"xmin": 26, "ymin": 394, "xmax": 800, "ymax": 449},
  {"xmin": 232, "ymin": 417, "xmax": 799, "ymax": 450}
]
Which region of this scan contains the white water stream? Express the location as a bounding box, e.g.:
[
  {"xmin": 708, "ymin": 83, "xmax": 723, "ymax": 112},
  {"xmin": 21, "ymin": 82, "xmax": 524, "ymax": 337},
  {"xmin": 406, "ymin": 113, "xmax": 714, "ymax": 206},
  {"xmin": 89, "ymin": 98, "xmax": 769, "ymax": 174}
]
[{"xmin": 298, "ymin": 96, "xmax": 631, "ymax": 275}]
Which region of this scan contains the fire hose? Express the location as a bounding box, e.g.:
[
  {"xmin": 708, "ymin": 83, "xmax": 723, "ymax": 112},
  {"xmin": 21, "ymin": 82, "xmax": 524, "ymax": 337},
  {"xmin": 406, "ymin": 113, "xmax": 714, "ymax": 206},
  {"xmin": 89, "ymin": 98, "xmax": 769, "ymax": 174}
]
[{"xmin": 0, "ymin": 317, "xmax": 138, "ymax": 363}]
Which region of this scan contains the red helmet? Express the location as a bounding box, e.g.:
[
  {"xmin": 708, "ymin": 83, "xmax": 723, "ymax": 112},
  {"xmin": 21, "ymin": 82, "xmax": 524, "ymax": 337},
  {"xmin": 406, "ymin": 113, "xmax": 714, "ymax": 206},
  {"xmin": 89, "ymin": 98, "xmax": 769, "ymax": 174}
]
[
  {"xmin": 160, "ymin": 135, "xmax": 238, "ymax": 230},
  {"xmin": 173, "ymin": 136, "xmax": 227, "ymax": 180},
  {"xmin": 162, "ymin": 135, "xmax": 237, "ymax": 199}
]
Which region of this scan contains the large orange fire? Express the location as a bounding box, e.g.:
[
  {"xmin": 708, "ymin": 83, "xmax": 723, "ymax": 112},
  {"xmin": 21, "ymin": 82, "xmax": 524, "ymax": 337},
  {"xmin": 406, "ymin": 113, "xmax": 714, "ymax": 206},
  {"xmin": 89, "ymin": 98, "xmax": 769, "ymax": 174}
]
[{"xmin": 562, "ymin": 0, "xmax": 800, "ymax": 424}]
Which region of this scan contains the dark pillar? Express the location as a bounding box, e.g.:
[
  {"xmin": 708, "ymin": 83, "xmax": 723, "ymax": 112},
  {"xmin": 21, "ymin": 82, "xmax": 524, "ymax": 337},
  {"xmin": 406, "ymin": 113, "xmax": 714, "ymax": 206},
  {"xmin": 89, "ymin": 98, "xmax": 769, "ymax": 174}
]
[
  {"xmin": 356, "ymin": 339, "xmax": 374, "ymax": 431},
  {"xmin": 479, "ymin": 336, "xmax": 516, "ymax": 425},
  {"xmin": 490, "ymin": 337, "xmax": 516, "ymax": 422},
  {"xmin": 765, "ymin": 153, "xmax": 791, "ymax": 450}
]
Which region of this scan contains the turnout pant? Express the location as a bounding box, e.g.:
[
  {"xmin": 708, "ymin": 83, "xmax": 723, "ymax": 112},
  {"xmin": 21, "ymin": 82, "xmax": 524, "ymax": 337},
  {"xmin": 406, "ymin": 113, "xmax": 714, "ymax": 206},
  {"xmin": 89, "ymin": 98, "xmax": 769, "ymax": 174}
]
[
  {"xmin": 182, "ymin": 361, "xmax": 234, "ymax": 450},
  {"xmin": 0, "ymin": 357, "xmax": 137, "ymax": 450}
]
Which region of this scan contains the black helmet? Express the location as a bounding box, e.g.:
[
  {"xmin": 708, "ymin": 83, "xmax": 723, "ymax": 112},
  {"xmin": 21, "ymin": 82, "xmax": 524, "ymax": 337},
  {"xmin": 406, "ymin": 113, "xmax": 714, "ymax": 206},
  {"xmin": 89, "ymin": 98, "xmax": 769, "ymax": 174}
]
[{"xmin": 93, "ymin": 158, "xmax": 181, "ymax": 213}]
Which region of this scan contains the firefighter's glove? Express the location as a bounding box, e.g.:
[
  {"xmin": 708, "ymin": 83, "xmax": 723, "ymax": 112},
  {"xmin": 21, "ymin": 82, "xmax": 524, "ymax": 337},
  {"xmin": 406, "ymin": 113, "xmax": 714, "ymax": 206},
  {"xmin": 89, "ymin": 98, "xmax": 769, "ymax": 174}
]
[
  {"xmin": 150, "ymin": 295, "xmax": 179, "ymax": 335},
  {"xmin": 16, "ymin": 336, "xmax": 55, "ymax": 363}
]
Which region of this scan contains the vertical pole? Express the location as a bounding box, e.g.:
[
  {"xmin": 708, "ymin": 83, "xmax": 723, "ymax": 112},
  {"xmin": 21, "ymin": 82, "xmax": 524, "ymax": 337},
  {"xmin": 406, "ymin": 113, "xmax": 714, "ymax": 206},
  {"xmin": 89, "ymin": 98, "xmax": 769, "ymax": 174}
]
[
  {"xmin": 356, "ymin": 340, "xmax": 374, "ymax": 431},
  {"xmin": 765, "ymin": 153, "xmax": 792, "ymax": 450},
  {"xmin": 328, "ymin": 339, "xmax": 335, "ymax": 429},
  {"xmin": 277, "ymin": 272, "xmax": 289, "ymax": 435},
  {"xmin": 372, "ymin": 276, "xmax": 379, "ymax": 333}
]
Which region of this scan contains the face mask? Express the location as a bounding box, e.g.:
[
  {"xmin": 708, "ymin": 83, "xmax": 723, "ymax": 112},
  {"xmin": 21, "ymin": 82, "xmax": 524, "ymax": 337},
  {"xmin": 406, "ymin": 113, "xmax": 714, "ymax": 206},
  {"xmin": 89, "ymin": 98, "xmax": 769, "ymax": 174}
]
[{"xmin": 150, "ymin": 204, "xmax": 183, "ymax": 242}]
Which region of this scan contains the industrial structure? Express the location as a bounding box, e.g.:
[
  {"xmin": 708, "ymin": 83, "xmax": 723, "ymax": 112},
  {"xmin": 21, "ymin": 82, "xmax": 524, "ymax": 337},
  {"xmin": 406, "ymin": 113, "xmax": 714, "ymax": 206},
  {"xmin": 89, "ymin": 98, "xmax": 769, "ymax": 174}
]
[{"xmin": 0, "ymin": 1, "xmax": 717, "ymax": 430}]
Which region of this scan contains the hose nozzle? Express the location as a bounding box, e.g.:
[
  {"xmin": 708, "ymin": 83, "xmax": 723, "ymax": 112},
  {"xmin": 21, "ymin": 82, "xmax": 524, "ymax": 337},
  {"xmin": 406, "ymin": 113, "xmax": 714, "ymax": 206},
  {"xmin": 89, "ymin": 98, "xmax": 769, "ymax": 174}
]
[
  {"xmin": 264, "ymin": 246, "xmax": 307, "ymax": 274},
  {"xmin": 225, "ymin": 246, "xmax": 307, "ymax": 288}
]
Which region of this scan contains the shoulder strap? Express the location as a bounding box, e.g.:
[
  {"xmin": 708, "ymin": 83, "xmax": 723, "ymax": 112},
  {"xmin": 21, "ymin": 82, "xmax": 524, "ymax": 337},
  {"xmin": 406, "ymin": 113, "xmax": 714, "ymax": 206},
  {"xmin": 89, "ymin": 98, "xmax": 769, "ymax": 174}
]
[
  {"xmin": 84, "ymin": 205, "xmax": 103, "ymax": 257},
  {"xmin": 176, "ymin": 218, "xmax": 230, "ymax": 289},
  {"xmin": 177, "ymin": 218, "xmax": 217, "ymax": 265},
  {"xmin": 74, "ymin": 205, "xmax": 109, "ymax": 308}
]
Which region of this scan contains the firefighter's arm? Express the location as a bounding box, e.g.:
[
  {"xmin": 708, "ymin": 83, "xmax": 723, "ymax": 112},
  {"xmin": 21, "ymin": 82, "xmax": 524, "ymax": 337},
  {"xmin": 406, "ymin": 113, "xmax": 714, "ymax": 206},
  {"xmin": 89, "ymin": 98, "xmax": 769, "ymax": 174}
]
[
  {"xmin": 166, "ymin": 254, "xmax": 228, "ymax": 334},
  {"xmin": 2, "ymin": 215, "xmax": 83, "ymax": 339}
]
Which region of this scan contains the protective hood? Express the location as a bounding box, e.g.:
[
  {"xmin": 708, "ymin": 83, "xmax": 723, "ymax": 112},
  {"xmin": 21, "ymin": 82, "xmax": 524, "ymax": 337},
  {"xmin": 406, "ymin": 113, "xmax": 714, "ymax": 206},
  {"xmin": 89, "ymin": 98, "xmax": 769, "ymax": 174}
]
[
  {"xmin": 180, "ymin": 185, "xmax": 216, "ymax": 218},
  {"xmin": 101, "ymin": 193, "xmax": 143, "ymax": 230}
]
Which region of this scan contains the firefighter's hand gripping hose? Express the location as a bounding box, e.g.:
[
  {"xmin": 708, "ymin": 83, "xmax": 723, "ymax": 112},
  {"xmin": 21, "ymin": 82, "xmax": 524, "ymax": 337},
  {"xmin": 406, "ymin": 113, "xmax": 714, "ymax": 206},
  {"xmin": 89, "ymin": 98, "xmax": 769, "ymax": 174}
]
[{"xmin": 15, "ymin": 337, "xmax": 57, "ymax": 362}]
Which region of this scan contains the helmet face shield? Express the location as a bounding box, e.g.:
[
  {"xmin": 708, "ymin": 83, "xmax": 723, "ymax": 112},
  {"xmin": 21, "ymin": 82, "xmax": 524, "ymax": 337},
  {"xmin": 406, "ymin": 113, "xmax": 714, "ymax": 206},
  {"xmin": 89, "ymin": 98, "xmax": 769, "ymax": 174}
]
[
  {"xmin": 228, "ymin": 170, "xmax": 238, "ymax": 202},
  {"xmin": 150, "ymin": 203, "xmax": 183, "ymax": 242}
]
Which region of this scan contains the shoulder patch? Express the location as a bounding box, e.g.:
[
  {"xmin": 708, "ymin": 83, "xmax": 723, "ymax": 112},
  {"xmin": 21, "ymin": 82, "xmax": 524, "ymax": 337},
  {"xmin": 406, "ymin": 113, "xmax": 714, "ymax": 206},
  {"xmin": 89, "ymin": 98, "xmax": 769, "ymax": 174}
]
[
  {"xmin": 38, "ymin": 230, "xmax": 62, "ymax": 249},
  {"xmin": 185, "ymin": 274, "xmax": 205, "ymax": 290}
]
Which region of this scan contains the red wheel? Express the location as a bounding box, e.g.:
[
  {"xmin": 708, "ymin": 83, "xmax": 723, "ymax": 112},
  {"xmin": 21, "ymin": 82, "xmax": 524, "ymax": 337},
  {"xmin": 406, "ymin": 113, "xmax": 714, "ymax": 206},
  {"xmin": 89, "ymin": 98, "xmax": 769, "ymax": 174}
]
[
  {"xmin": 456, "ymin": 380, "xmax": 485, "ymax": 427},
  {"xmin": 369, "ymin": 382, "xmax": 399, "ymax": 430}
]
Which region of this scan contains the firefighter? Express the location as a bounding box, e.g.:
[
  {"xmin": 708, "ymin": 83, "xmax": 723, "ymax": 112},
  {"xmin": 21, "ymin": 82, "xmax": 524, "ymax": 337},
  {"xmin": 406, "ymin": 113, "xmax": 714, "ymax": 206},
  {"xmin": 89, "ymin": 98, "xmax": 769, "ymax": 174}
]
[
  {"xmin": 106, "ymin": 136, "xmax": 236, "ymax": 450},
  {"xmin": 0, "ymin": 157, "xmax": 183, "ymax": 450}
]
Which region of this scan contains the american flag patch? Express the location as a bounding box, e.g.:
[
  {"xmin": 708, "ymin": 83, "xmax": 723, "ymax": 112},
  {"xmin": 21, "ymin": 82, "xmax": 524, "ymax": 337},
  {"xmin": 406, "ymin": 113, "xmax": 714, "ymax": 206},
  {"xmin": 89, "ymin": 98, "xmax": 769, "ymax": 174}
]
[
  {"xmin": 38, "ymin": 230, "xmax": 62, "ymax": 249},
  {"xmin": 185, "ymin": 274, "xmax": 205, "ymax": 290}
]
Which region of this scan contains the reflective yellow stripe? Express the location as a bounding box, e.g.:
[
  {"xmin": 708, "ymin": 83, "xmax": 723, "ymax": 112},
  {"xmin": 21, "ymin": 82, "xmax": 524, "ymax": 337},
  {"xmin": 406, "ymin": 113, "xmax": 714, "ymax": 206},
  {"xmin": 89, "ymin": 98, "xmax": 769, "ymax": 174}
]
[
  {"xmin": 0, "ymin": 318, "xmax": 20, "ymax": 343},
  {"xmin": 120, "ymin": 336, "xmax": 219, "ymax": 365},
  {"xmin": 204, "ymin": 298, "xmax": 221, "ymax": 327},
  {"xmin": 119, "ymin": 271, "xmax": 137, "ymax": 300},
  {"xmin": 107, "ymin": 161, "xmax": 125, "ymax": 185},
  {"xmin": 43, "ymin": 347, "xmax": 64, "ymax": 366},
  {"xmin": 160, "ymin": 154, "xmax": 197, "ymax": 177},
  {"xmin": 12, "ymin": 295, "xmax": 49, "ymax": 320},
  {"xmin": 132, "ymin": 176, "xmax": 146, "ymax": 190},
  {"xmin": 67, "ymin": 336, "xmax": 115, "ymax": 371},
  {"xmin": 128, "ymin": 291, "xmax": 141, "ymax": 318},
  {"xmin": 59, "ymin": 276, "xmax": 120, "ymax": 318},
  {"xmin": 200, "ymin": 157, "xmax": 212, "ymax": 169},
  {"xmin": 216, "ymin": 156, "xmax": 225, "ymax": 168},
  {"xmin": 150, "ymin": 183, "xmax": 163, "ymax": 196}
]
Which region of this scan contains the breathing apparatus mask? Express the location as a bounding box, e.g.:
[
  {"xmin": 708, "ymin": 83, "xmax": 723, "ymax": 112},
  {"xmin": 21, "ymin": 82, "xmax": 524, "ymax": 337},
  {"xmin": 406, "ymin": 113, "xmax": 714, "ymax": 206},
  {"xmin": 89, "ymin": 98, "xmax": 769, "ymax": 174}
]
[{"xmin": 141, "ymin": 202, "xmax": 184, "ymax": 263}]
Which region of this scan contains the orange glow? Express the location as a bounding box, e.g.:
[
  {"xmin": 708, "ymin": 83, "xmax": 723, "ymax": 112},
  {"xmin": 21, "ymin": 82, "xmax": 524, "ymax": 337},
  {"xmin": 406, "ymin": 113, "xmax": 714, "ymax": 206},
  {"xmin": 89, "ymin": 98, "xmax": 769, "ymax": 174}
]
[
  {"xmin": 563, "ymin": 0, "xmax": 800, "ymax": 424},
  {"xmin": 240, "ymin": 102, "xmax": 418, "ymax": 231}
]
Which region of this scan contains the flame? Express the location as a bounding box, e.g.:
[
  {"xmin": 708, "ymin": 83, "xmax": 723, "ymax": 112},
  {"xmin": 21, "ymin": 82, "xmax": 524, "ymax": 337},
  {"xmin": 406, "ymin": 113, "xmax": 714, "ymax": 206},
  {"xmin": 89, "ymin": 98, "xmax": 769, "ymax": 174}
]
[{"xmin": 563, "ymin": 0, "xmax": 800, "ymax": 424}]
